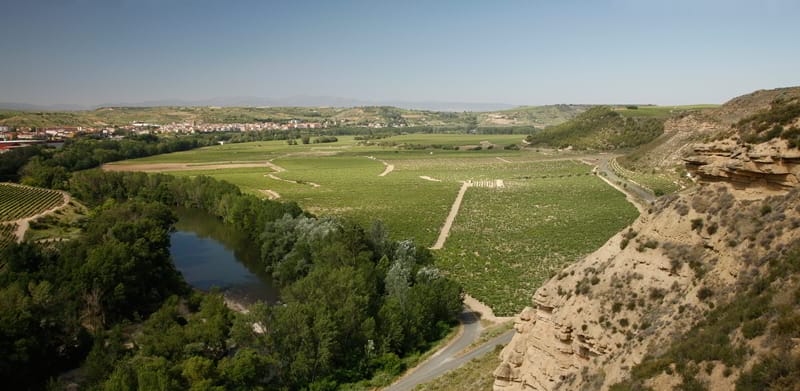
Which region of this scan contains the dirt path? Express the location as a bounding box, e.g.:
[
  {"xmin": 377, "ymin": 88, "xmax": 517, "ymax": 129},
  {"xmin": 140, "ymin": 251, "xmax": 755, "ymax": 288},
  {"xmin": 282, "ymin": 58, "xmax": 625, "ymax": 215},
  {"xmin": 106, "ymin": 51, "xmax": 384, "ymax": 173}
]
[
  {"xmin": 265, "ymin": 173, "xmax": 320, "ymax": 188},
  {"xmin": 264, "ymin": 160, "xmax": 286, "ymax": 173},
  {"xmin": 419, "ymin": 175, "xmax": 442, "ymax": 182},
  {"xmin": 379, "ymin": 162, "xmax": 395, "ymax": 177},
  {"xmin": 12, "ymin": 191, "xmax": 71, "ymax": 242},
  {"xmin": 430, "ymin": 181, "xmax": 471, "ymax": 250},
  {"xmin": 495, "ymin": 157, "xmax": 512, "ymax": 163},
  {"xmin": 365, "ymin": 156, "xmax": 395, "ymax": 177}
]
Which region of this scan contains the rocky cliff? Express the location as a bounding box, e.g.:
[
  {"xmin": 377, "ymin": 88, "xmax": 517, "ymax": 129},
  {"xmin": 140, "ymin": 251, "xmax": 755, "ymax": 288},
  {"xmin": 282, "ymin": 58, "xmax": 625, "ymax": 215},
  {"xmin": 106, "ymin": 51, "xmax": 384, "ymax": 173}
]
[{"xmin": 684, "ymin": 138, "xmax": 800, "ymax": 190}]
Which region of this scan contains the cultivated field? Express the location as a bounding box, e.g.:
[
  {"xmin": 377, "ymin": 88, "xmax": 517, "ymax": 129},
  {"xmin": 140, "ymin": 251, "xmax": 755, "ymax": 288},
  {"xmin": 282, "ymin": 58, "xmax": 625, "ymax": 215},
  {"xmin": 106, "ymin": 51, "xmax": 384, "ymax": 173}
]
[
  {"xmin": 110, "ymin": 134, "xmax": 638, "ymax": 315},
  {"xmin": 0, "ymin": 183, "xmax": 65, "ymax": 222},
  {"xmin": 0, "ymin": 223, "xmax": 16, "ymax": 250}
]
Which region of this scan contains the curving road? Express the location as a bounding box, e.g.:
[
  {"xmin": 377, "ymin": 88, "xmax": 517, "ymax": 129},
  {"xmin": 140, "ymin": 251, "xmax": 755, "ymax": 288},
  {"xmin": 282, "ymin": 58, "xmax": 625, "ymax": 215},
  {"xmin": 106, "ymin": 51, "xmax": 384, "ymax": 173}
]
[{"xmin": 384, "ymin": 309, "xmax": 514, "ymax": 391}]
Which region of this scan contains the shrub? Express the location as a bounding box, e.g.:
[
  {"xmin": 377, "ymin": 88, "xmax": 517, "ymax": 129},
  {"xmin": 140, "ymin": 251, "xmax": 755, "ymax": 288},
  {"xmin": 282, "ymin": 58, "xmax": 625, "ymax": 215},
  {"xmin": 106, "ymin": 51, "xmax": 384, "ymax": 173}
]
[
  {"xmin": 691, "ymin": 218, "xmax": 704, "ymax": 232},
  {"xmin": 697, "ymin": 287, "xmax": 714, "ymax": 301}
]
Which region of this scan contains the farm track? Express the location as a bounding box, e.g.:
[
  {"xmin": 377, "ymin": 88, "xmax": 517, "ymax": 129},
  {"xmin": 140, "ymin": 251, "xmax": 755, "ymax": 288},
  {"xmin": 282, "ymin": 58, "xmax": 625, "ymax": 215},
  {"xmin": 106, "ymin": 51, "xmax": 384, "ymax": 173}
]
[
  {"xmin": 430, "ymin": 181, "xmax": 470, "ymax": 250},
  {"xmin": 12, "ymin": 191, "xmax": 71, "ymax": 242},
  {"xmin": 365, "ymin": 156, "xmax": 395, "ymax": 177},
  {"xmin": 379, "ymin": 162, "xmax": 395, "ymax": 177}
]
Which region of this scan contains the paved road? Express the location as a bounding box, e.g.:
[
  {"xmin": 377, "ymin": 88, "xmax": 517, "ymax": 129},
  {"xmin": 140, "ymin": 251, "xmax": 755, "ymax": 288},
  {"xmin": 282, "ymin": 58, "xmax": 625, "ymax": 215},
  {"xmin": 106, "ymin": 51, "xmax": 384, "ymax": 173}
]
[
  {"xmin": 590, "ymin": 157, "xmax": 656, "ymax": 205},
  {"xmin": 384, "ymin": 309, "xmax": 514, "ymax": 391}
]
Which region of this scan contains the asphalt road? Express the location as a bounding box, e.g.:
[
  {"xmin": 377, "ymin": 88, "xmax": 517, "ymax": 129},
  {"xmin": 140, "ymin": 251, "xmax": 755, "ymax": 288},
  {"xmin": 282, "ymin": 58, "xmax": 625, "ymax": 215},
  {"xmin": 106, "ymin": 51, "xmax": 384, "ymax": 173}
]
[
  {"xmin": 384, "ymin": 309, "xmax": 514, "ymax": 391},
  {"xmin": 593, "ymin": 157, "xmax": 656, "ymax": 205}
]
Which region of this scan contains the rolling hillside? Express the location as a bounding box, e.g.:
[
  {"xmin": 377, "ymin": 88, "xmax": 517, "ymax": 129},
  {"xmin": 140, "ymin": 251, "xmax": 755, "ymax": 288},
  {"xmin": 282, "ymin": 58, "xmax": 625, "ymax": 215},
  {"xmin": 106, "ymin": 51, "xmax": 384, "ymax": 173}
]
[{"xmin": 524, "ymin": 106, "xmax": 665, "ymax": 150}]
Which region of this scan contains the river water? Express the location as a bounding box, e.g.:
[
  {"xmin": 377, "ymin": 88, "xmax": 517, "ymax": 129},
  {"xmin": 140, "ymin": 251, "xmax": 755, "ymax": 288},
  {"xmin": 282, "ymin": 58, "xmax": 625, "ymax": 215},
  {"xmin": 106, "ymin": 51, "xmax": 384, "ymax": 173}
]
[{"xmin": 170, "ymin": 208, "xmax": 279, "ymax": 306}]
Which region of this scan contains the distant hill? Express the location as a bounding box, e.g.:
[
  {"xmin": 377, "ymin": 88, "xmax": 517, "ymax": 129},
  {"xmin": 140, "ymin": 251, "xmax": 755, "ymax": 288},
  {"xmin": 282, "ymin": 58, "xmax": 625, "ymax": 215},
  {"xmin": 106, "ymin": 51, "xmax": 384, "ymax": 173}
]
[
  {"xmin": 0, "ymin": 96, "xmax": 517, "ymax": 113},
  {"xmin": 0, "ymin": 104, "xmax": 584, "ymax": 129},
  {"xmin": 478, "ymin": 104, "xmax": 590, "ymax": 129},
  {"xmin": 523, "ymin": 106, "xmax": 665, "ymax": 150}
]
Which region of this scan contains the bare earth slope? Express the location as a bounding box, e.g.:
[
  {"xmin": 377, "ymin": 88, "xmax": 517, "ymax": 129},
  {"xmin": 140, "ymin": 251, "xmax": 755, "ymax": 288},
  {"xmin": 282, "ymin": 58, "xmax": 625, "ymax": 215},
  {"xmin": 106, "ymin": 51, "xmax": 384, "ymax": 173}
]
[{"xmin": 621, "ymin": 86, "xmax": 800, "ymax": 172}]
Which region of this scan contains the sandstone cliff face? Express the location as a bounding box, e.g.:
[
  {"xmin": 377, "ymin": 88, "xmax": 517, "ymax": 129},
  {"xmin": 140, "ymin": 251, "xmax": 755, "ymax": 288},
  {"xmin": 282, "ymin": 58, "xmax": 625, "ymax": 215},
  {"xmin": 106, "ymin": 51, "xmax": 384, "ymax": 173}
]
[
  {"xmin": 685, "ymin": 138, "xmax": 800, "ymax": 190},
  {"xmin": 494, "ymin": 181, "xmax": 800, "ymax": 390}
]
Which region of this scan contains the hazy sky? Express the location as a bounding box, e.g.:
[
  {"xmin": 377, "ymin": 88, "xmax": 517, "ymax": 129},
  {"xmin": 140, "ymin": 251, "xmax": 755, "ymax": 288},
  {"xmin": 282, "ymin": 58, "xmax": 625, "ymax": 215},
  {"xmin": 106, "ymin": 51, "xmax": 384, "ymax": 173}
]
[{"xmin": 2, "ymin": 0, "xmax": 799, "ymax": 106}]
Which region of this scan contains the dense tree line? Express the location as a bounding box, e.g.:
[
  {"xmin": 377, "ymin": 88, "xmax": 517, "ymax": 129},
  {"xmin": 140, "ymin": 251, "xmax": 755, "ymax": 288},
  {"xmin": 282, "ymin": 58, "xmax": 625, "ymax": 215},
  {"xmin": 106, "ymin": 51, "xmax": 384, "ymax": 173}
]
[
  {"xmin": 0, "ymin": 200, "xmax": 187, "ymax": 388},
  {"xmin": 525, "ymin": 106, "xmax": 664, "ymax": 150},
  {"xmin": 2, "ymin": 170, "xmax": 463, "ymax": 390},
  {"xmin": 0, "ymin": 134, "xmax": 222, "ymax": 184}
]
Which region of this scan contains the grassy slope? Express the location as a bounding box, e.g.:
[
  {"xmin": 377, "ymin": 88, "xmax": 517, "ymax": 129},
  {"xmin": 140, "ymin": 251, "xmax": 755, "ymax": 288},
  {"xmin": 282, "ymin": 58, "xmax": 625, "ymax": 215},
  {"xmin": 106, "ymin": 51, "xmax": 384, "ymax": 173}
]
[
  {"xmin": 477, "ymin": 104, "xmax": 590, "ymax": 128},
  {"xmin": 526, "ymin": 106, "xmax": 665, "ymax": 150}
]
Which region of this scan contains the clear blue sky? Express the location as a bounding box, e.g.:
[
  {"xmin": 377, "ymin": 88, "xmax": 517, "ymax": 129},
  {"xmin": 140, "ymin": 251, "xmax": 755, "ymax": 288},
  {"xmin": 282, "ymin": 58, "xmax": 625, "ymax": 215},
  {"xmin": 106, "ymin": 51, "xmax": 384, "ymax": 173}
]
[{"xmin": 2, "ymin": 0, "xmax": 799, "ymax": 106}]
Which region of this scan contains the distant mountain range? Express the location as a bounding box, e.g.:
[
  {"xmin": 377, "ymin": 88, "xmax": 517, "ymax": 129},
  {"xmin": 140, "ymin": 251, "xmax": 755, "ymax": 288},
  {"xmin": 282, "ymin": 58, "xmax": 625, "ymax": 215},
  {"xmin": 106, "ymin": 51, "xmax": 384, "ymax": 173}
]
[{"xmin": 0, "ymin": 96, "xmax": 517, "ymax": 112}]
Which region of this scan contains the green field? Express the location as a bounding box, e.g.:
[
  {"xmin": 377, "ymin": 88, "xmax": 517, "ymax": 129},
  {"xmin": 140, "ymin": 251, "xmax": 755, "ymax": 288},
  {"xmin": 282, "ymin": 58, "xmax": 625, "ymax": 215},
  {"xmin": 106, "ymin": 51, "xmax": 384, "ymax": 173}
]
[
  {"xmin": 0, "ymin": 223, "xmax": 16, "ymax": 249},
  {"xmin": 0, "ymin": 183, "xmax": 65, "ymax": 222},
  {"xmin": 113, "ymin": 135, "xmax": 638, "ymax": 315}
]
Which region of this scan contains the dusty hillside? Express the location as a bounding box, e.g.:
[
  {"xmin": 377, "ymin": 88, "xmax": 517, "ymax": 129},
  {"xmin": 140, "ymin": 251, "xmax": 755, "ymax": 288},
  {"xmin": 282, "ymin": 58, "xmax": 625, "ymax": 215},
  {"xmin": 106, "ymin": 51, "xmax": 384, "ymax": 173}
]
[
  {"xmin": 494, "ymin": 178, "xmax": 800, "ymax": 390},
  {"xmin": 620, "ymin": 86, "xmax": 800, "ymax": 174}
]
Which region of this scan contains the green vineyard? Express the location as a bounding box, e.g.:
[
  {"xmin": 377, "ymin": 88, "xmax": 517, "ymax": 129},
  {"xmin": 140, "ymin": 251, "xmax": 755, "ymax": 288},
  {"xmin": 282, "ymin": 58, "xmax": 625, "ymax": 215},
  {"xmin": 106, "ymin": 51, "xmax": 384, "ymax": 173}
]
[
  {"xmin": 0, "ymin": 183, "xmax": 65, "ymax": 222},
  {"xmin": 0, "ymin": 223, "xmax": 17, "ymax": 249}
]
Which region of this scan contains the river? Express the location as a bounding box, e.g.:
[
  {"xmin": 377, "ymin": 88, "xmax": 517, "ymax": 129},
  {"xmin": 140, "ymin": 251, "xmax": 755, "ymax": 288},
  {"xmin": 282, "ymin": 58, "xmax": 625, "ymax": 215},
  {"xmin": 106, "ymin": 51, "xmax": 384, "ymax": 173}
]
[{"xmin": 170, "ymin": 207, "xmax": 279, "ymax": 308}]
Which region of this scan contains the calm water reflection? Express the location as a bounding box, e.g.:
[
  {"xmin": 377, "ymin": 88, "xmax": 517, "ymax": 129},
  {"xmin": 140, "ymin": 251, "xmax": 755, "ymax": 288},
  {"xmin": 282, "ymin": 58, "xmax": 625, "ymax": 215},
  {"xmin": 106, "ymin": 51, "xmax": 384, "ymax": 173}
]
[{"xmin": 170, "ymin": 208, "xmax": 278, "ymax": 305}]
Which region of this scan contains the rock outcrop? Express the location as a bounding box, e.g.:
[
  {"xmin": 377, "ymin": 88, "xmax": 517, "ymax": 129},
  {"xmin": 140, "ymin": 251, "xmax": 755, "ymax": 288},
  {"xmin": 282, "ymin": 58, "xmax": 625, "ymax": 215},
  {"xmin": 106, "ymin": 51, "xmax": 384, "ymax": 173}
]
[
  {"xmin": 685, "ymin": 138, "xmax": 800, "ymax": 190},
  {"xmin": 493, "ymin": 183, "xmax": 800, "ymax": 390}
]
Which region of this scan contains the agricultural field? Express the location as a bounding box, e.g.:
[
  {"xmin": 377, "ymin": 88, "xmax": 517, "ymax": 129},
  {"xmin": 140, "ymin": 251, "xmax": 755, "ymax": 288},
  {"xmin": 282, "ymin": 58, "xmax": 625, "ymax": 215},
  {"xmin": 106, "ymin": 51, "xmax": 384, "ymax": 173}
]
[
  {"xmin": 438, "ymin": 162, "xmax": 638, "ymax": 315},
  {"xmin": 0, "ymin": 223, "xmax": 17, "ymax": 249},
  {"xmin": 111, "ymin": 135, "xmax": 639, "ymax": 315},
  {"xmin": 0, "ymin": 183, "xmax": 66, "ymax": 222}
]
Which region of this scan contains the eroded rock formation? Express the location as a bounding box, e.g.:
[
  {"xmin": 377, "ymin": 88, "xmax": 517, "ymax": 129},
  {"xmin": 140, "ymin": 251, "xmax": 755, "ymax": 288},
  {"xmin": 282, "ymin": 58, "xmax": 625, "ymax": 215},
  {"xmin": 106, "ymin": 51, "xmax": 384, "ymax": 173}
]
[{"xmin": 684, "ymin": 138, "xmax": 800, "ymax": 190}]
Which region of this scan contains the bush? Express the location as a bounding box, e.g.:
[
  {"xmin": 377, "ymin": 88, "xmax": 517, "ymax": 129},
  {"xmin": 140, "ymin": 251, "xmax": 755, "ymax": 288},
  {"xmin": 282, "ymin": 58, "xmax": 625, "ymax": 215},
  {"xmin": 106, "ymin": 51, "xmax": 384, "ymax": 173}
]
[
  {"xmin": 691, "ymin": 218, "xmax": 704, "ymax": 232},
  {"xmin": 697, "ymin": 287, "xmax": 714, "ymax": 301}
]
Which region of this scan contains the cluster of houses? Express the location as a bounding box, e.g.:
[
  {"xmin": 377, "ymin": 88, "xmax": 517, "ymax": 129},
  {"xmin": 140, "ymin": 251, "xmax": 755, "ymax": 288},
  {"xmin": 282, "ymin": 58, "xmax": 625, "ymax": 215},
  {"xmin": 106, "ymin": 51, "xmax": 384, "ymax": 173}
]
[{"xmin": 155, "ymin": 119, "xmax": 327, "ymax": 134}]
